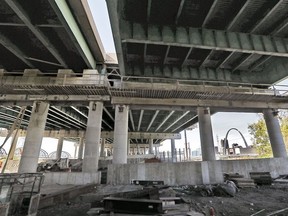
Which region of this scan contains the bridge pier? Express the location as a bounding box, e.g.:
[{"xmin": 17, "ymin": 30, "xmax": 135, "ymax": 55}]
[
  {"xmin": 18, "ymin": 101, "xmax": 49, "ymax": 173},
  {"xmin": 263, "ymin": 109, "xmax": 287, "ymax": 158},
  {"xmin": 113, "ymin": 105, "xmax": 129, "ymax": 164},
  {"xmin": 82, "ymin": 101, "xmax": 103, "ymax": 172},
  {"xmin": 198, "ymin": 107, "xmax": 216, "ymax": 161},
  {"xmin": 78, "ymin": 137, "xmax": 84, "ymax": 159},
  {"xmin": 56, "ymin": 137, "xmax": 64, "ymax": 160},
  {"xmin": 149, "ymin": 139, "xmax": 154, "ymax": 154}
]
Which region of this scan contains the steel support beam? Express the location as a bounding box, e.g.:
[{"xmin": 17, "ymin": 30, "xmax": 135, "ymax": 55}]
[
  {"xmin": 175, "ymin": 0, "xmax": 185, "ymax": 24},
  {"xmin": 122, "ymin": 24, "xmax": 288, "ymax": 58},
  {"xmin": 251, "ymin": 0, "xmax": 285, "ymax": 34},
  {"xmin": 4, "ymin": 0, "xmax": 68, "ymax": 68},
  {"xmin": 129, "ymin": 110, "xmax": 136, "ymax": 131},
  {"xmin": 53, "ymin": 0, "xmax": 96, "ymax": 68},
  {"xmin": 0, "ymin": 33, "xmax": 35, "ymax": 68}
]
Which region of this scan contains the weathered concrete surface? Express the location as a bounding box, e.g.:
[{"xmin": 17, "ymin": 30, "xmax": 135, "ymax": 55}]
[
  {"xmin": 107, "ymin": 158, "xmax": 288, "ymax": 185},
  {"xmin": 43, "ymin": 172, "xmax": 101, "ymax": 185},
  {"xmin": 39, "ymin": 184, "xmax": 96, "ymax": 209}
]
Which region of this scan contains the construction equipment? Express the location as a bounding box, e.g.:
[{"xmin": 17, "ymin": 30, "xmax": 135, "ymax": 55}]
[{"xmin": 36, "ymin": 158, "xmax": 71, "ymax": 172}]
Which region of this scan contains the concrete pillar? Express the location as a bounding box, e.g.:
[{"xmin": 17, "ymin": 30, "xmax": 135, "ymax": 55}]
[
  {"xmin": 56, "ymin": 137, "xmax": 64, "ymax": 160},
  {"xmin": 83, "ymin": 101, "xmax": 103, "ymax": 172},
  {"xmin": 127, "ymin": 138, "xmax": 130, "ymax": 155},
  {"xmin": 149, "ymin": 139, "xmax": 154, "ymax": 154},
  {"xmin": 8, "ymin": 130, "xmax": 20, "ymax": 160},
  {"xmin": 113, "ymin": 105, "xmax": 129, "ymax": 164},
  {"xmin": 100, "ymin": 138, "xmax": 105, "ymax": 157},
  {"xmin": 263, "ymin": 109, "xmax": 287, "ymax": 158},
  {"xmin": 137, "ymin": 144, "xmax": 140, "ymax": 154},
  {"xmin": 18, "ymin": 101, "xmax": 49, "ymax": 173},
  {"xmin": 171, "ymin": 139, "xmax": 176, "ymax": 162},
  {"xmin": 198, "ymin": 107, "xmax": 216, "ymax": 161},
  {"xmin": 78, "ymin": 137, "xmax": 84, "ymax": 159}
]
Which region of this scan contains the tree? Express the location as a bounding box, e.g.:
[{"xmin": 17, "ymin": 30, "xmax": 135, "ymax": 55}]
[{"xmin": 248, "ymin": 111, "xmax": 288, "ymax": 158}]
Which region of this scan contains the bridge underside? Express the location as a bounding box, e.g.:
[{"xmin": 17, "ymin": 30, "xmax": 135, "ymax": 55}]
[{"xmin": 107, "ymin": 0, "xmax": 288, "ymax": 84}]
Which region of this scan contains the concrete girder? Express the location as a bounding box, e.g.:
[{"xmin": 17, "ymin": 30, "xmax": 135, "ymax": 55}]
[
  {"xmin": 0, "ymin": 95, "xmax": 110, "ymax": 103},
  {"xmin": 4, "ymin": 0, "xmax": 68, "ymax": 68},
  {"xmin": 172, "ymin": 116, "xmax": 198, "ymax": 132},
  {"xmin": 0, "ymin": 128, "xmax": 181, "ymax": 140},
  {"xmin": 111, "ymin": 97, "xmax": 288, "ymax": 110},
  {"xmin": 103, "ymin": 107, "xmax": 115, "ymax": 122},
  {"xmin": 137, "ymin": 110, "xmax": 144, "ymax": 131},
  {"xmin": 129, "ymin": 110, "xmax": 136, "ymax": 131},
  {"xmin": 146, "ymin": 110, "xmax": 159, "ymax": 132},
  {"xmin": 51, "ymin": 106, "xmax": 86, "ymax": 129},
  {"xmin": 70, "ymin": 106, "xmax": 88, "ymax": 119},
  {"xmin": 163, "ymin": 111, "xmax": 190, "ymax": 132},
  {"xmin": 121, "ymin": 24, "xmax": 288, "ymax": 58},
  {"xmin": 155, "ymin": 111, "xmax": 175, "ymax": 132},
  {"xmin": 0, "ymin": 33, "xmax": 35, "ymax": 68},
  {"xmin": 232, "ymin": 53, "xmax": 256, "ymax": 72}
]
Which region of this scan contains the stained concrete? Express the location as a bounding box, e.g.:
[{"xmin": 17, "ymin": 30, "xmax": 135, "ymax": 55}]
[
  {"xmin": 43, "ymin": 172, "xmax": 101, "ymax": 185},
  {"xmin": 107, "ymin": 158, "xmax": 288, "ymax": 185}
]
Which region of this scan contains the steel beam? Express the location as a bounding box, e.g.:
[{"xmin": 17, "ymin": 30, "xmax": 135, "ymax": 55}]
[
  {"xmin": 251, "ymin": 0, "xmax": 285, "ymax": 34},
  {"xmin": 4, "ymin": 0, "xmax": 68, "ymax": 68},
  {"xmin": 175, "ymin": 0, "xmax": 185, "ymax": 24},
  {"xmin": 227, "ymin": 0, "xmax": 252, "ymax": 31},
  {"xmin": 202, "ymin": 0, "xmax": 219, "ymax": 27},
  {"xmin": 272, "ymin": 17, "xmax": 288, "ymax": 36},
  {"xmin": 0, "ymin": 33, "xmax": 35, "ymax": 68},
  {"xmin": 232, "ymin": 53, "xmax": 255, "ymax": 72},
  {"xmin": 147, "ymin": 0, "xmax": 152, "ymax": 22},
  {"xmin": 53, "ymin": 0, "xmax": 96, "ymax": 68},
  {"xmin": 122, "ymin": 24, "xmax": 288, "ymax": 58}
]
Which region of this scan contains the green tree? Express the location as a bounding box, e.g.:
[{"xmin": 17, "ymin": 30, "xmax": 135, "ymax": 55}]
[{"xmin": 248, "ymin": 111, "xmax": 288, "ymax": 158}]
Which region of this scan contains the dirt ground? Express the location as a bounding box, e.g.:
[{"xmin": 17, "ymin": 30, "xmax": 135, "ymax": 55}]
[{"xmin": 37, "ymin": 184, "xmax": 288, "ymax": 216}]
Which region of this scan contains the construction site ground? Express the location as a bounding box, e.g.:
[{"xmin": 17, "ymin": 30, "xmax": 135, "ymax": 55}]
[{"xmin": 37, "ymin": 183, "xmax": 288, "ymax": 216}]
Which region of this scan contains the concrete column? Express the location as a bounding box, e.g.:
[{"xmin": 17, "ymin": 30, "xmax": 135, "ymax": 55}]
[
  {"xmin": 8, "ymin": 130, "xmax": 20, "ymax": 160},
  {"xmin": 100, "ymin": 138, "xmax": 105, "ymax": 157},
  {"xmin": 149, "ymin": 139, "xmax": 154, "ymax": 154},
  {"xmin": 198, "ymin": 107, "xmax": 216, "ymax": 161},
  {"xmin": 83, "ymin": 101, "xmax": 103, "ymax": 172},
  {"xmin": 171, "ymin": 139, "xmax": 176, "ymax": 162},
  {"xmin": 263, "ymin": 109, "xmax": 287, "ymax": 158},
  {"xmin": 137, "ymin": 144, "xmax": 140, "ymax": 154},
  {"xmin": 127, "ymin": 138, "xmax": 130, "ymax": 155},
  {"xmin": 78, "ymin": 137, "xmax": 84, "ymax": 159},
  {"xmin": 18, "ymin": 101, "xmax": 49, "ymax": 173},
  {"xmin": 56, "ymin": 137, "xmax": 64, "ymax": 160},
  {"xmin": 113, "ymin": 105, "xmax": 129, "ymax": 164}
]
